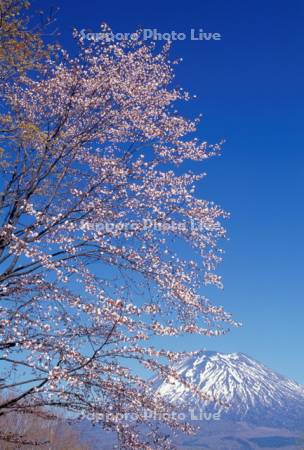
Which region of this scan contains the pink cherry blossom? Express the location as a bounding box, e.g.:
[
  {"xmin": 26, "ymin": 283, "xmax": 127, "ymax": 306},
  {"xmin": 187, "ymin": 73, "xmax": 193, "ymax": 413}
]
[{"xmin": 0, "ymin": 26, "xmax": 238, "ymax": 449}]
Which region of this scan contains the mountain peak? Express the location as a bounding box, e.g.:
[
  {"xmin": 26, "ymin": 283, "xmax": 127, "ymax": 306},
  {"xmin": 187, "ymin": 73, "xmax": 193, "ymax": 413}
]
[{"xmin": 154, "ymin": 350, "xmax": 304, "ymax": 430}]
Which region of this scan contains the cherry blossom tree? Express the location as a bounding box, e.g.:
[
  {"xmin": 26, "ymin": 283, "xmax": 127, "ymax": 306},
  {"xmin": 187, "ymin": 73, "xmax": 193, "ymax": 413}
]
[{"xmin": 0, "ymin": 25, "xmax": 236, "ymax": 449}]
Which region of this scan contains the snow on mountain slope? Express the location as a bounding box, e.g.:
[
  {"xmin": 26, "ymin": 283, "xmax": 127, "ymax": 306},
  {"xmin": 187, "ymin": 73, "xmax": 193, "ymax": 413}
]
[{"xmin": 154, "ymin": 351, "xmax": 304, "ymax": 429}]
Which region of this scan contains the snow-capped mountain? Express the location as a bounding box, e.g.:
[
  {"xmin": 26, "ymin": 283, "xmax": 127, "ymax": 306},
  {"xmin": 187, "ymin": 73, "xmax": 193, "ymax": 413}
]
[
  {"xmin": 154, "ymin": 351, "xmax": 304, "ymax": 430},
  {"xmin": 75, "ymin": 351, "xmax": 304, "ymax": 449}
]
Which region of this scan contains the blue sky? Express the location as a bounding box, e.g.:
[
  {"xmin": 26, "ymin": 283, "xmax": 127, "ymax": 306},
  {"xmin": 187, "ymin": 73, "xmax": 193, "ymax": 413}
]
[{"xmin": 41, "ymin": 0, "xmax": 304, "ymax": 383}]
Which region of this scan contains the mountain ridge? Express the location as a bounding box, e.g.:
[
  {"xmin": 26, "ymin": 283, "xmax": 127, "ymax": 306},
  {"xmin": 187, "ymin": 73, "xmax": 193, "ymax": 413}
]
[{"xmin": 153, "ymin": 350, "xmax": 304, "ymax": 431}]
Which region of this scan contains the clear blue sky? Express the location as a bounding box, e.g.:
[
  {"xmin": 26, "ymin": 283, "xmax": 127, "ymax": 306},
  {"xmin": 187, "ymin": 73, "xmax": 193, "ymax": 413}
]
[{"xmin": 41, "ymin": 0, "xmax": 304, "ymax": 383}]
